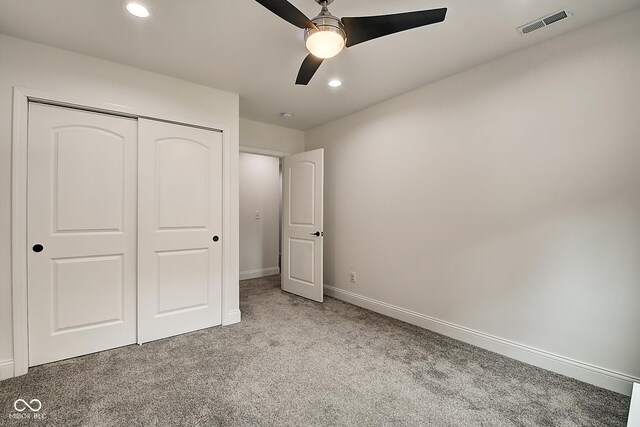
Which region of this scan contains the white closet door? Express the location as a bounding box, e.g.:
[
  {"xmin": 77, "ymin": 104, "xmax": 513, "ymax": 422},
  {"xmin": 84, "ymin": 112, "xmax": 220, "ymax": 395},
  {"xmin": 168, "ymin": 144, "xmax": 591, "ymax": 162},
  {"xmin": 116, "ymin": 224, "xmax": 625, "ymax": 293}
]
[
  {"xmin": 27, "ymin": 104, "xmax": 138, "ymax": 366},
  {"xmin": 138, "ymin": 119, "xmax": 223, "ymax": 343}
]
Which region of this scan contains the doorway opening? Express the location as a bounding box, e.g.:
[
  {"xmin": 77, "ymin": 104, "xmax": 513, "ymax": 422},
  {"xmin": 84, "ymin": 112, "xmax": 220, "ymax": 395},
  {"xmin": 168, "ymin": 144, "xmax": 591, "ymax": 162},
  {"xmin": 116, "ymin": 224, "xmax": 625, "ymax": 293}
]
[
  {"xmin": 239, "ymin": 151, "xmax": 283, "ymax": 281},
  {"xmin": 239, "ymin": 146, "xmax": 325, "ymax": 302}
]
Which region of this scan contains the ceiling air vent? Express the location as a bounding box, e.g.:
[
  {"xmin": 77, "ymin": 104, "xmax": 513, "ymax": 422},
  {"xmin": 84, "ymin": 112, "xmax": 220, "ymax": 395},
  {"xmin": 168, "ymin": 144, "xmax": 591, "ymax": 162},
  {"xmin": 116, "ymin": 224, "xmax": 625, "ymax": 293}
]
[
  {"xmin": 543, "ymin": 10, "xmax": 568, "ymax": 25},
  {"xmin": 521, "ymin": 20, "xmax": 545, "ymax": 34},
  {"xmin": 517, "ymin": 10, "xmax": 571, "ymax": 35}
]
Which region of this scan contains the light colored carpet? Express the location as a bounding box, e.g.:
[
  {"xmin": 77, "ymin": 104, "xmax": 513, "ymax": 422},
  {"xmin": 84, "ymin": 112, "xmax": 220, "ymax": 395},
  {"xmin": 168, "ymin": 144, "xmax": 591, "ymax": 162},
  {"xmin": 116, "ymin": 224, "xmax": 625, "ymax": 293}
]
[{"xmin": 0, "ymin": 275, "xmax": 631, "ymax": 426}]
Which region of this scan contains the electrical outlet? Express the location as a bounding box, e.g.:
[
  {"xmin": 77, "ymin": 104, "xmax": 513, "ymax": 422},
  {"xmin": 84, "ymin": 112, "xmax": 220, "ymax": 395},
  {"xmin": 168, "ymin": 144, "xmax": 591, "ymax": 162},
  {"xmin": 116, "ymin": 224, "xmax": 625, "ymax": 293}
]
[{"xmin": 350, "ymin": 271, "xmax": 357, "ymax": 283}]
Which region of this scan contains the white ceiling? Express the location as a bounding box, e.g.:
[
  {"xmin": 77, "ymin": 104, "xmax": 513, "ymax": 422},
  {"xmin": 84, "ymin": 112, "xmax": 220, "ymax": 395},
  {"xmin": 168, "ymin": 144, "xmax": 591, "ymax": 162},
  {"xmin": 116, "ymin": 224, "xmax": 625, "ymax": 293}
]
[{"xmin": 1, "ymin": 0, "xmax": 639, "ymax": 129}]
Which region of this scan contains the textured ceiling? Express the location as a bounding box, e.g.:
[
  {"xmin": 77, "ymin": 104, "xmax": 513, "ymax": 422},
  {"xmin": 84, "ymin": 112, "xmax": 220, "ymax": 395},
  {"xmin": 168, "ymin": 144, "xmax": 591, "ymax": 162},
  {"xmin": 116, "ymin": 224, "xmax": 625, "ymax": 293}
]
[{"xmin": 1, "ymin": 0, "xmax": 639, "ymax": 129}]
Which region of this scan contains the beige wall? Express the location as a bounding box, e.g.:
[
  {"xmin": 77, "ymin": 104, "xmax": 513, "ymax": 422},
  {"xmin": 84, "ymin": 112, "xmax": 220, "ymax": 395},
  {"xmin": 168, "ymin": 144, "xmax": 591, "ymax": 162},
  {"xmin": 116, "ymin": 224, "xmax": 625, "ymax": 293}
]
[
  {"xmin": 240, "ymin": 117, "xmax": 305, "ymax": 155},
  {"xmin": 306, "ymin": 9, "xmax": 640, "ymax": 393},
  {"xmin": 239, "ymin": 153, "xmax": 281, "ymax": 279},
  {"xmin": 0, "ymin": 35, "xmax": 240, "ymax": 376}
]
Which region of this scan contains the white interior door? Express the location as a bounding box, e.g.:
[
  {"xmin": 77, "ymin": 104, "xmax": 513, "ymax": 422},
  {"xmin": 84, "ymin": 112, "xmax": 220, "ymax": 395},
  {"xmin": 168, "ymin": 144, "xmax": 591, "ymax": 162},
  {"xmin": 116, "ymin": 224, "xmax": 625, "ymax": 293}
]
[
  {"xmin": 138, "ymin": 119, "xmax": 223, "ymax": 343},
  {"xmin": 282, "ymin": 149, "xmax": 324, "ymax": 302},
  {"xmin": 27, "ymin": 104, "xmax": 138, "ymax": 366}
]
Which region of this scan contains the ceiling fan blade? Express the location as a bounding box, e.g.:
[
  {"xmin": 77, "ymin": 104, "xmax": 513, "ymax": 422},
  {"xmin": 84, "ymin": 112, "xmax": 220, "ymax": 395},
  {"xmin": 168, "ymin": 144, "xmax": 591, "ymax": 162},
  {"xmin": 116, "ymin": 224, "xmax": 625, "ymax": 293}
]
[
  {"xmin": 296, "ymin": 54, "xmax": 324, "ymax": 85},
  {"xmin": 342, "ymin": 8, "xmax": 447, "ymax": 48},
  {"xmin": 255, "ymin": 0, "xmax": 316, "ymax": 30}
]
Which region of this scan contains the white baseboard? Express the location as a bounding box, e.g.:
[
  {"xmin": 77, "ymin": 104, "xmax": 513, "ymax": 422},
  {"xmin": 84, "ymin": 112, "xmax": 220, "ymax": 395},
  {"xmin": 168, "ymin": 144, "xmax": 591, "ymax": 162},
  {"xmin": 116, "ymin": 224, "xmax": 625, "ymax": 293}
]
[
  {"xmin": 0, "ymin": 359, "xmax": 14, "ymax": 380},
  {"xmin": 240, "ymin": 267, "xmax": 280, "ymax": 281},
  {"xmin": 324, "ymin": 285, "xmax": 638, "ymax": 396},
  {"xmin": 223, "ymin": 309, "xmax": 241, "ymax": 326}
]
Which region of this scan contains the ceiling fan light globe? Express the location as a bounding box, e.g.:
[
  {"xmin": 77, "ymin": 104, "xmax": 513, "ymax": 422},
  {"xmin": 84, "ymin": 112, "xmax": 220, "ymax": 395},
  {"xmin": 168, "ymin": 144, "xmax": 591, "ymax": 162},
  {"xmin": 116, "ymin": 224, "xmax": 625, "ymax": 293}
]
[{"xmin": 305, "ymin": 29, "xmax": 345, "ymax": 59}]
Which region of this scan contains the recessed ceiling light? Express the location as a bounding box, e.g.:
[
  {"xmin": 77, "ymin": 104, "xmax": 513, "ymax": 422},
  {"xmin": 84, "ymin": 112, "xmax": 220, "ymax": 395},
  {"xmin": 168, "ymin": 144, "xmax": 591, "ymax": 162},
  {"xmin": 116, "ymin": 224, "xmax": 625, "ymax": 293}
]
[
  {"xmin": 125, "ymin": 2, "xmax": 150, "ymax": 18},
  {"xmin": 328, "ymin": 79, "xmax": 342, "ymax": 88},
  {"xmin": 281, "ymin": 112, "xmax": 294, "ymax": 119}
]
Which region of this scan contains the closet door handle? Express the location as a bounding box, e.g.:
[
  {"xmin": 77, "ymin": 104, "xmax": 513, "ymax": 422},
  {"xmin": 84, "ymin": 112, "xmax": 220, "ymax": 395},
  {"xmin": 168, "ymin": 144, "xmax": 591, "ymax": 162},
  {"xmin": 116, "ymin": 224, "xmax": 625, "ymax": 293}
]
[
  {"xmin": 212, "ymin": 235, "xmax": 220, "ymax": 242},
  {"xmin": 33, "ymin": 244, "xmax": 44, "ymax": 253},
  {"xmin": 310, "ymin": 231, "xmax": 323, "ymax": 237}
]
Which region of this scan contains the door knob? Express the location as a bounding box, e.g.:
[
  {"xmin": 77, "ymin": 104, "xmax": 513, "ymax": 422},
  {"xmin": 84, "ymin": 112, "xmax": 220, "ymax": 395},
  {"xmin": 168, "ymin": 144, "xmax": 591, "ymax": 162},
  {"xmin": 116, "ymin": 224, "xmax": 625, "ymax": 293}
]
[
  {"xmin": 309, "ymin": 231, "xmax": 324, "ymax": 237},
  {"xmin": 212, "ymin": 235, "xmax": 220, "ymax": 242},
  {"xmin": 32, "ymin": 244, "xmax": 44, "ymax": 253}
]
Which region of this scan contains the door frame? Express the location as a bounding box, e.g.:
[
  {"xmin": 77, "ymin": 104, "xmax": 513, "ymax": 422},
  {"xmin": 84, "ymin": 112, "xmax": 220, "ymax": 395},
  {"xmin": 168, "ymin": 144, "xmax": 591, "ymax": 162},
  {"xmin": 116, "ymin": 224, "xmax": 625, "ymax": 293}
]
[
  {"xmin": 239, "ymin": 145, "xmax": 289, "ymax": 158},
  {"xmin": 11, "ymin": 87, "xmax": 239, "ymax": 377}
]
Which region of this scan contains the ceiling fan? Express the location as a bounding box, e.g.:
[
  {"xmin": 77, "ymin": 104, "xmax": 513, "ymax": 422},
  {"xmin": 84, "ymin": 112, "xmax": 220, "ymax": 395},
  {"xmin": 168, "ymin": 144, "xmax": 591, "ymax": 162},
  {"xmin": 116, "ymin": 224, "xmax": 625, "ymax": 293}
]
[{"xmin": 255, "ymin": 0, "xmax": 447, "ymax": 85}]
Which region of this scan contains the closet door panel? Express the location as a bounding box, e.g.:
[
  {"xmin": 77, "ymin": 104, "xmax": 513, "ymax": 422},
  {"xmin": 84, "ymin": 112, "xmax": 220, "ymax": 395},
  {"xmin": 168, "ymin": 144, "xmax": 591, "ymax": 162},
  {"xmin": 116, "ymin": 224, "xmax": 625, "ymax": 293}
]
[
  {"xmin": 138, "ymin": 119, "xmax": 223, "ymax": 343},
  {"xmin": 157, "ymin": 138, "xmax": 210, "ymax": 229},
  {"xmin": 27, "ymin": 104, "xmax": 137, "ymax": 366}
]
